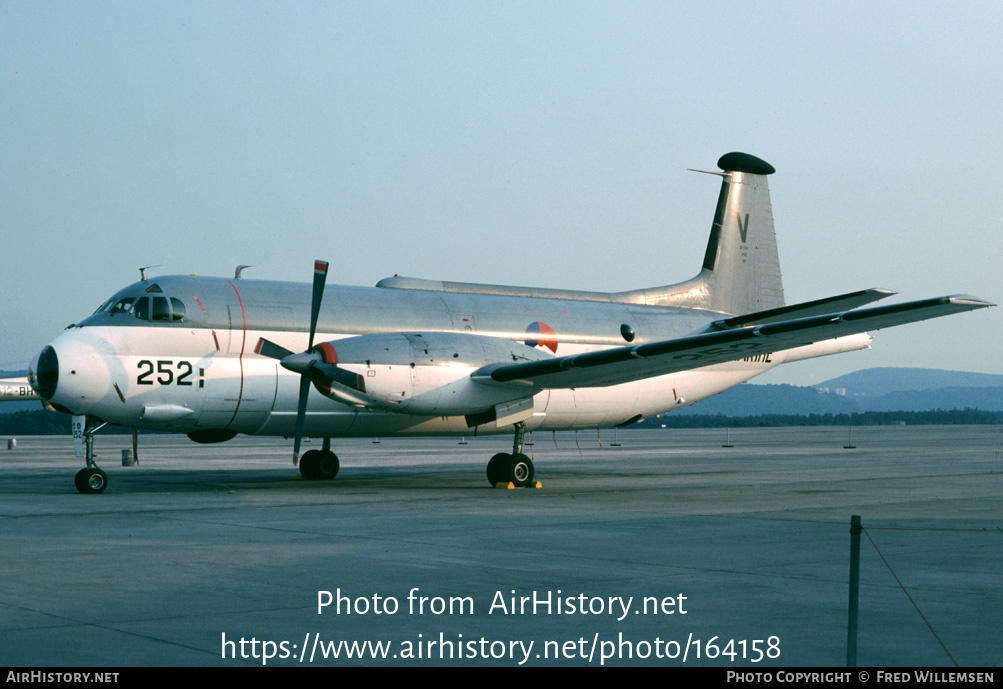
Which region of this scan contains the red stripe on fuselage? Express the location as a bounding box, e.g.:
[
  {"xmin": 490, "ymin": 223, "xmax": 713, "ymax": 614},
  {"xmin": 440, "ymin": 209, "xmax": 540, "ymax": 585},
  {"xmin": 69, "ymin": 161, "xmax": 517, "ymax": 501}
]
[{"xmin": 224, "ymin": 279, "xmax": 247, "ymax": 429}]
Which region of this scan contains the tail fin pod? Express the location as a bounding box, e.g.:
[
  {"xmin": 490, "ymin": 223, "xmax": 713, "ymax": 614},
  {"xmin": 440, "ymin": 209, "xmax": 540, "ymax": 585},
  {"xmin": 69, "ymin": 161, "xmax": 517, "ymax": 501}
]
[{"xmin": 622, "ymin": 152, "xmax": 785, "ymax": 315}]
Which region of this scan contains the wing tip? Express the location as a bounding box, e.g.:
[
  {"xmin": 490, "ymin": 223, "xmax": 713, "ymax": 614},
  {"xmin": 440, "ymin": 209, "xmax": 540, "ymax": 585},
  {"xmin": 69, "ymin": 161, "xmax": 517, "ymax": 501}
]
[{"xmin": 943, "ymin": 295, "xmax": 996, "ymax": 308}]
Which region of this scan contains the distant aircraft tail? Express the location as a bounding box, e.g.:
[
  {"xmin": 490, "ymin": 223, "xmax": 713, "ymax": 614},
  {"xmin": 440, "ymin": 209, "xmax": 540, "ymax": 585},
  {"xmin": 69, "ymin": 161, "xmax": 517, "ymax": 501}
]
[{"xmin": 620, "ymin": 152, "xmax": 785, "ymax": 315}]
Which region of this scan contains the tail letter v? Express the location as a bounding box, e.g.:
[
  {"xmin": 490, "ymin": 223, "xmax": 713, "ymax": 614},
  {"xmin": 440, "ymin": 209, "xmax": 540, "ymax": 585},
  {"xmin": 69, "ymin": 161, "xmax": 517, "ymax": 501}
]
[{"xmin": 737, "ymin": 212, "xmax": 750, "ymax": 243}]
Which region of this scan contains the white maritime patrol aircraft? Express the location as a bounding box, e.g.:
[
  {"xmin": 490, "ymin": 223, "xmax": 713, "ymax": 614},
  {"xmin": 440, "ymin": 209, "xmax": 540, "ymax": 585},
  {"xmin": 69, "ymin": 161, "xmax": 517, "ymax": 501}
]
[{"xmin": 26, "ymin": 152, "xmax": 993, "ymax": 493}]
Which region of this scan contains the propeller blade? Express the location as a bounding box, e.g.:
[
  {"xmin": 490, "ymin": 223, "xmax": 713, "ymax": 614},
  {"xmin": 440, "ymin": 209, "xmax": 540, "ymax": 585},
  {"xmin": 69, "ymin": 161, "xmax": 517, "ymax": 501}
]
[
  {"xmin": 254, "ymin": 338, "xmax": 294, "ymax": 361},
  {"xmin": 312, "ymin": 361, "xmax": 367, "ymax": 393},
  {"xmin": 292, "ymin": 374, "xmax": 311, "ymax": 466},
  {"xmin": 308, "ymin": 260, "xmax": 329, "ymax": 350},
  {"xmin": 290, "ymin": 259, "xmax": 330, "ymax": 466}
]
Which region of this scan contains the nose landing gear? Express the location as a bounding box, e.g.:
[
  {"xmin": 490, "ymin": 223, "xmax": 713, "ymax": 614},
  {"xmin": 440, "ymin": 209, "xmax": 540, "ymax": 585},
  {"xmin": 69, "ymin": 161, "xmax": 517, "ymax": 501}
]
[{"xmin": 74, "ymin": 416, "xmax": 109, "ymax": 494}]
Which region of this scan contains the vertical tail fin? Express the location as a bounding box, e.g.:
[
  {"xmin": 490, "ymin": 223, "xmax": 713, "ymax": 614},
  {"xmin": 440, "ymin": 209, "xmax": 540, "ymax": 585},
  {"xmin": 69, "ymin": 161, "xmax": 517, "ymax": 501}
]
[{"xmin": 621, "ymin": 152, "xmax": 785, "ymax": 315}]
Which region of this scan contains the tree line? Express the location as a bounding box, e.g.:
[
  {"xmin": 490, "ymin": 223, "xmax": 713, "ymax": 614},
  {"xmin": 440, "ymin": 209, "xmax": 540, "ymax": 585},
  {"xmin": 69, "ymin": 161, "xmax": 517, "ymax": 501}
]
[
  {"xmin": 1, "ymin": 407, "xmax": 1000, "ymax": 437},
  {"xmin": 640, "ymin": 408, "xmax": 1003, "ymax": 428}
]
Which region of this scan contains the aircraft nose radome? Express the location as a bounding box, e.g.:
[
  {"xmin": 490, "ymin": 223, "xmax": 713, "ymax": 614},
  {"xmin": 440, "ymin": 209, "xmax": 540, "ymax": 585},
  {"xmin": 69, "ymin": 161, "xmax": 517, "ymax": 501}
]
[
  {"xmin": 34, "ymin": 335, "xmax": 113, "ymax": 413},
  {"xmin": 30, "ymin": 345, "xmax": 59, "ymax": 400}
]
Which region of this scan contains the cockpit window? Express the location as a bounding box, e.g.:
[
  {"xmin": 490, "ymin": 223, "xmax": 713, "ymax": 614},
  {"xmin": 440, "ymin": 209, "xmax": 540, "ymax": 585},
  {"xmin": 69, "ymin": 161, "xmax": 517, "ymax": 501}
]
[
  {"xmin": 110, "ymin": 297, "xmax": 136, "ymax": 314},
  {"xmin": 151, "ymin": 297, "xmax": 171, "ymax": 321},
  {"xmin": 170, "ymin": 297, "xmax": 186, "ymax": 321},
  {"xmin": 133, "ymin": 297, "xmax": 151, "ymax": 320},
  {"xmin": 97, "ymin": 292, "xmax": 185, "ymax": 322}
]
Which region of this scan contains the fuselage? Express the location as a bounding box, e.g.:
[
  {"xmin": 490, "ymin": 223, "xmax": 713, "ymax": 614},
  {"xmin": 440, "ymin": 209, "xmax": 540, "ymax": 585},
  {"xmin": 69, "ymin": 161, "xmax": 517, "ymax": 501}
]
[{"xmin": 29, "ymin": 273, "xmax": 792, "ymax": 439}]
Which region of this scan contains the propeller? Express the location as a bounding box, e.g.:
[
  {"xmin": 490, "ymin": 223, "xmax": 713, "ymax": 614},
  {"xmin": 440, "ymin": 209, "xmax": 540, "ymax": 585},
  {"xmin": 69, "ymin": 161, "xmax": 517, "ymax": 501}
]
[
  {"xmin": 254, "ymin": 260, "xmax": 368, "ymax": 465},
  {"xmin": 255, "ymin": 260, "xmax": 329, "ymax": 465}
]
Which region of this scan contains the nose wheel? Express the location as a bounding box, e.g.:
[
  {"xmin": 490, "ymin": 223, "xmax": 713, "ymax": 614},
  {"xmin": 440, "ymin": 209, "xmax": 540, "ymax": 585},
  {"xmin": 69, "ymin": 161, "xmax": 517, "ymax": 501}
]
[
  {"xmin": 75, "ymin": 417, "xmax": 109, "ymax": 494},
  {"xmin": 75, "ymin": 467, "xmax": 108, "ymax": 494}
]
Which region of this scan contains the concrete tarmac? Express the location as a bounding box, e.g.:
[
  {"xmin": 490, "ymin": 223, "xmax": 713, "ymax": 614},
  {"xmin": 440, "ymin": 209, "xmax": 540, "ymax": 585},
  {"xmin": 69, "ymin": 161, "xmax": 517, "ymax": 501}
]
[{"xmin": 0, "ymin": 426, "xmax": 1000, "ymax": 667}]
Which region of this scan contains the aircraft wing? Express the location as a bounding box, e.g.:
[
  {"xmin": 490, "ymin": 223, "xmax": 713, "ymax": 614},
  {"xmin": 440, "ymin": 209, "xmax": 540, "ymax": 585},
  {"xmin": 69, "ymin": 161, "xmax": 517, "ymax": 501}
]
[{"xmin": 472, "ymin": 295, "xmax": 993, "ymax": 389}]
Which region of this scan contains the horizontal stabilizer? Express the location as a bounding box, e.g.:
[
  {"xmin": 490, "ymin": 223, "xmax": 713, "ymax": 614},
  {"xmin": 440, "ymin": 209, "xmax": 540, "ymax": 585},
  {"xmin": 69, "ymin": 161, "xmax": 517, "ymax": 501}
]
[
  {"xmin": 712, "ymin": 288, "xmax": 897, "ymax": 329},
  {"xmin": 473, "ymin": 295, "xmax": 994, "ymax": 390}
]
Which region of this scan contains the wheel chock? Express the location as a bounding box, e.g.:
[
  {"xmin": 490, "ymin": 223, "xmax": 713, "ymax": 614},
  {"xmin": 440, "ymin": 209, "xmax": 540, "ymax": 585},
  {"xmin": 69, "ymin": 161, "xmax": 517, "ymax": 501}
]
[{"xmin": 493, "ymin": 481, "xmax": 543, "ymax": 489}]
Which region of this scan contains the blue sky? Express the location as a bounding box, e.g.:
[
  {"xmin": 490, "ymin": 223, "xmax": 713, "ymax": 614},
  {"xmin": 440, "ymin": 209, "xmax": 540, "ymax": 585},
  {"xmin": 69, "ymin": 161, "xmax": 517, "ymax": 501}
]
[{"xmin": 2, "ymin": 1, "xmax": 1000, "ymax": 385}]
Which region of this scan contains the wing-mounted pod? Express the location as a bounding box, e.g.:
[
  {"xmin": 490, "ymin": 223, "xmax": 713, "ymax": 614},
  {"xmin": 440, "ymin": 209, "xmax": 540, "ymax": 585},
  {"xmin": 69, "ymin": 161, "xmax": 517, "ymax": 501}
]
[{"xmin": 319, "ymin": 331, "xmax": 553, "ymax": 416}]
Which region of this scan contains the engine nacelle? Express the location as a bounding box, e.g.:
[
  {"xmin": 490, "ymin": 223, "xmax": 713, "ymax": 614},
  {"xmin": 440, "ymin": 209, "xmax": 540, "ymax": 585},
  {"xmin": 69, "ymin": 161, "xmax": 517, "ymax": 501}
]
[{"xmin": 312, "ymin": 332, "xmax": 551, "ymax": 416}]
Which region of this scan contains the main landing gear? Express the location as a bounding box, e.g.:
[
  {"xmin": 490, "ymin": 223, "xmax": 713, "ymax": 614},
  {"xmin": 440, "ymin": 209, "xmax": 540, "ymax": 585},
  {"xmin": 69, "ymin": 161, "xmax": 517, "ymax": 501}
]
[
  {"xmin": 75, "ymin": 417, "xmax": 109, "ymax": 494},
  {"xmin": 299, "ymin": 438, "xmax": 340, "ymax": 481},
  {"xmin": 486, "ymin": 421, "xmax": 535, "ymax": 487}
]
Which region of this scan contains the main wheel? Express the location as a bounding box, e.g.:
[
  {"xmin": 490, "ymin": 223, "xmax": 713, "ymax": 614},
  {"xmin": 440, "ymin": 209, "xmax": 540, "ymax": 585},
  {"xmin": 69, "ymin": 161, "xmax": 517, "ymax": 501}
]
[
  {"xmin": 506, "ymin": 453, "xmax": 534, "ymax": 488},
  {"xmin": 299, "ymin": 450, "xmax": 321, "ymax": 480},
  {"xmin": 75, "ymin": 468, "xmax": 107, "ymax": 494},
  {"xmin": 316, "ymin": 451, "xmax": 339, "ymax": 480},
  {"xmin": 486, "ymin": 453, "xmax": 534, "ymax": 487},
  {"xmin": 486, "ymin": 453, "xmax": 510, "ymax": 486},
  {"xmin": 300, "ymin": 450, "xmax": 339, "ymax": 480}
]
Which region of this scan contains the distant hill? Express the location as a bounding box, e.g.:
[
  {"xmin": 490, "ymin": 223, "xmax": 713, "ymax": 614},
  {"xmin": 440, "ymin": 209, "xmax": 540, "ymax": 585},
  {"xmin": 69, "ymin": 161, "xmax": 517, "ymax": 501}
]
[
  {"xmin": 666, "ymin": 367, "xmax": 1003, "ymax": 418},
  {"xmin": 850, "ymin": 387, "xmax": 1003, "ymax": 412},
  {"xmin": 0, "ymin": 401, "xmax": 43, "ymax": 414},
  {"xmin": 816, "ymin": 367, "xmax": 1003, "ymax": 396},
  {"xmin": 672, "ymin": 384, "xmax": 858, "ymax": 416},
  {"xmin": 813, "ymin": 367, "xmax": 1003, "ymax": 413}
]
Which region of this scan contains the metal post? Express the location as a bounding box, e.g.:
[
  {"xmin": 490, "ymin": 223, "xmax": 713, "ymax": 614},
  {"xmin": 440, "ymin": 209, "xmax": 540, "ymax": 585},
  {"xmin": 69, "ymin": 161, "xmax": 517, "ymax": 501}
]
[{"xmin": 847, "ymin": 514, "xmax": 862, "ymax": 666}]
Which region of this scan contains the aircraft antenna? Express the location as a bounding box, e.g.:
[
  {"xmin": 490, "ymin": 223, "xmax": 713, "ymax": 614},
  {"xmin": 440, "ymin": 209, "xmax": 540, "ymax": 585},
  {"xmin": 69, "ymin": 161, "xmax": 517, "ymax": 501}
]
[
  {"xmin": 234, "ymin": 265, "xmax": 252, "ymax": 279},
  {"xmin": 138, "ymin": 264, "xmax": 163, "ymax": 281}
]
